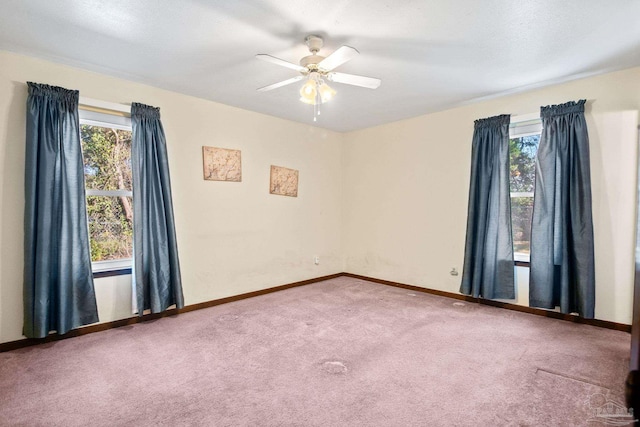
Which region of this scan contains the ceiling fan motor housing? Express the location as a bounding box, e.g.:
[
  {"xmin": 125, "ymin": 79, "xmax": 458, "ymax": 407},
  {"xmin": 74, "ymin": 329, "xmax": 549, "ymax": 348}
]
[
  {"xmin": 301, "ymin": 35, "xmax": 325, "ymax": 70},
  {"xmin": 300, "ymin": 55, "xmax": 326, "ymax": 70},
  {"xmin": 305, "ymin": 35, "xmax": 323, "ymax": 53}
]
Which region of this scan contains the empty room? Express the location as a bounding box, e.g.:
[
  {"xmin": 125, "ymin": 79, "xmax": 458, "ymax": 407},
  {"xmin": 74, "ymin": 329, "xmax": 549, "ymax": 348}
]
[{"xmin": 1, "ymin": 1, "xmax": 640, "ymax": 426}]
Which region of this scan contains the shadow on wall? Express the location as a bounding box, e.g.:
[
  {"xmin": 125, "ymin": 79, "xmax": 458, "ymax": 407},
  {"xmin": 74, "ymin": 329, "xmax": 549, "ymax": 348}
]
[
  {"xmin": 589, "ymin": 109, "xmax": 639, "ymax": 320},
  {"xmin": 0, "ymin": 81, "xmax": 28, "ymax": 341}
]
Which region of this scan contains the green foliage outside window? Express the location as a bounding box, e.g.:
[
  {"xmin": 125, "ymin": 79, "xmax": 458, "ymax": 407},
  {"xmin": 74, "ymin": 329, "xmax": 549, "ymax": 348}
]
[
  {"xmin": 81, "ymin": 125, "xmax": 133, "ymax": 262},
  {"xmin": 509, "ymin": 135, "xmax": 540, "ymax": 255},
  {"xmin": 509, "ymin": 135, "xmax": 538, "ymax": 193}
]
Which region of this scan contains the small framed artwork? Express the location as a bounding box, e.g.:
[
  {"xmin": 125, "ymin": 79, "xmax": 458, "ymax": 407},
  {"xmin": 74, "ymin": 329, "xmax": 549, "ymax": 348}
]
[
  {"xmin": 269, "ymin": 165, "xmax": 299, "ymax": 197},
  {"xmin": 202, "ymin": 146, "xmax": 242, "ymax": 182}
]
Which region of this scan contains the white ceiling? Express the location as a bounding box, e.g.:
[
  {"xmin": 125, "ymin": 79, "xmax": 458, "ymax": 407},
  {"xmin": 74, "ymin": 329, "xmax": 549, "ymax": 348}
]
[{"xmin": 1, "ymin": 0, "xmax": 640, "ymax": 132}]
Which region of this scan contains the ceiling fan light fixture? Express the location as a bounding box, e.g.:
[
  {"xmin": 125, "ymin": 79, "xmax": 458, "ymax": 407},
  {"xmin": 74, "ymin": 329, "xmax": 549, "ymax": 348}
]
[
  {"xmin": 299, "ymin": 75, "xmax": 336, "ymax": 106},
  {"xmin": 318, "ymin": 81, "xmax": 336, "ymax": 103},
  {"xmin": 299, "ymin": 78, "xmax": 317, "ymax": 104}
]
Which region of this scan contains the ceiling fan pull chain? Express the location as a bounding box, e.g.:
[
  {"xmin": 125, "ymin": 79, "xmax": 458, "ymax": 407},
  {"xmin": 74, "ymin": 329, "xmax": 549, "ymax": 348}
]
[
  {"xmin": 313, "ymin": 99, "xmax": 318, "ymax": 122},
  {"xmin": 313, "ymin": 87, "xmax": 321, "ymax": 121}
]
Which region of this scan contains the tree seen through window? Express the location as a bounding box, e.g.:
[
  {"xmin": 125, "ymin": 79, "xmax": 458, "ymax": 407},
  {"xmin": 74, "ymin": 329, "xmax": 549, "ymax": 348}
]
[
  {"xmin": 81, "ymin": 124, "xmax": 133, "ymax": 262},
  {"xmin": 509, "ymin": 134, "xmax": 540, "ymax": 256}
]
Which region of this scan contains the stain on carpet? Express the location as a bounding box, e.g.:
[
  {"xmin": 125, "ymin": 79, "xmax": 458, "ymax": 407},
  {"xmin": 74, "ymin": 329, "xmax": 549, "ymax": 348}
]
[
  {"xmin": 218, "ymin": 314, "xmax": 240, "ymax": 322},
  {"xmin": 320, "ymin": 360, "xmax": 349, "ymax": 375}
]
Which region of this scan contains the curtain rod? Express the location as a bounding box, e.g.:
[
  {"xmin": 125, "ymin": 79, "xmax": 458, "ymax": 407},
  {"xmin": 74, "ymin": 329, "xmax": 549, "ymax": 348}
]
[{"xmin": 79, "ymin": 96, "xmax": 131, "ymax": 117}]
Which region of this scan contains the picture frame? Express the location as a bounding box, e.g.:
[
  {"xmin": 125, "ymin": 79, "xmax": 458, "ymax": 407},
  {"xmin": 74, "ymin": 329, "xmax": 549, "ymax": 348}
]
[{"xmin": 202, "ymin": 146, "xmax": 242, "ymax": 182}]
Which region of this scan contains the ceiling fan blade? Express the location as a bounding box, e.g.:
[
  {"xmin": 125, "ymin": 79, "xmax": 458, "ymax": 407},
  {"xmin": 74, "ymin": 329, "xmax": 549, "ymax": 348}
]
[
  {"xmin": 327, "ymin": 72, "xmax": 381, "ymax": 89},
  {"xmin": 317, "ymin": 46, "xmax": 359, "ymax": 71},
  {"xmin": 257, "ymin": 76, "xmax": 305, "ymax": 92},
  {"xmin": 255, "ymin": 54, "xmax": 307, "ymax": 73}
]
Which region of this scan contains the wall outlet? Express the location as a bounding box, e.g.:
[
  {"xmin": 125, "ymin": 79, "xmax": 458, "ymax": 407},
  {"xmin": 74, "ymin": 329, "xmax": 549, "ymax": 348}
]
[{"xmin": 314, "ymin": 256, "xmax": 320, "ymax": 265}]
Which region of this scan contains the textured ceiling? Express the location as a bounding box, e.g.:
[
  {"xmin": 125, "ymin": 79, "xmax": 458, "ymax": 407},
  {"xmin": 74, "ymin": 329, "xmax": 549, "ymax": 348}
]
[{"xmin": 1, "ymin": 0, "xmax": 640, "ymax": 132}]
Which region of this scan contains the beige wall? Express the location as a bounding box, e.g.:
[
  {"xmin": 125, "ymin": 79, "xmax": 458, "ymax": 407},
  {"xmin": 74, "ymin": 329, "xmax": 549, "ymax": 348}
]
[
  {"xmin": 1, "ymin": 51, "xmax": 638, "ymax": 344},
  {"xmin": 0, "ymin": 51, "xmax": 344, "ymax": 343},
  {"xmin": 343, "ymin": 67, "xmax": 640, "ymax": 325}
]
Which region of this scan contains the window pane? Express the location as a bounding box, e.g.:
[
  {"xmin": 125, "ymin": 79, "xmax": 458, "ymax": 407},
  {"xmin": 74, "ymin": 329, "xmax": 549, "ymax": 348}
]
[
  {"xmin": 81, "ymin": 125, "xmax": 132, "ymax": 191},
  {"xmin": 509, "ymin": 134, "xmax": 540, "ymax": 193},
  {"xmin": 86, "ymin": 195, "xmax": 133, "ymax": 262},
  {"xmin": 510, "ymin": 133, "xmax": 539, "ymax": 260},
  {"xmin": 512, "ymin": 196, "xmax": 533, "ymax": 255}
]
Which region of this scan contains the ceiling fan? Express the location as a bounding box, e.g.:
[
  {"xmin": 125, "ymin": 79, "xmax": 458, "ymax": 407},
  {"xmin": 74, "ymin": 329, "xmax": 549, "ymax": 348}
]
[{"xmin": 256, "ymin": 35, "xmax": 381, "ymax": 120}]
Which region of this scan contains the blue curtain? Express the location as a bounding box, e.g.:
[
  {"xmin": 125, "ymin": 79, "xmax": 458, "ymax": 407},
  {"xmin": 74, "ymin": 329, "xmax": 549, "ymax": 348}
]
[
  {"xmin": 24, "ymin": 82, "xmax": 98, "ymax": 338},
  {"xmin": 530, "ymin": 100, "xmax": 595, "ymax": 318},
  {"xmin": 461, "ymin": 114, "xmax": 515, "ymax": 299},
  {"xmin": 131, "ymin": 102, "xmax": 184, "ymax": 314}
]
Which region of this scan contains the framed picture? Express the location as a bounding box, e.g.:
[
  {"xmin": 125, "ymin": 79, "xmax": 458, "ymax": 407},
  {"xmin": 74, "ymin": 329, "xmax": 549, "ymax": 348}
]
[
  {"xmin": 269, "ymin": 165, "xmax": 299, "ymax": 197},
  {"xmin": 202, "ymin": 146, "xmax": 242, "ymax": 182}
]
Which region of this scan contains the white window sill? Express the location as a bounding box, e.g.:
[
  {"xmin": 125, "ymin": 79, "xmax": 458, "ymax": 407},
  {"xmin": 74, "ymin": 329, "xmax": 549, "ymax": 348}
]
[{"xmin": 92, "ymin": 258, "xmax": 132, "ymax": 273}]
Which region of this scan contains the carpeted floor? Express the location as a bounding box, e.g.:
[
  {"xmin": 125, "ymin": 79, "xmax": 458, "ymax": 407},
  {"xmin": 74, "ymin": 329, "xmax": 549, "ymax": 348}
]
[{"xmin": 0, "ymin": 277, "xmax": 632, "ymax": 426}]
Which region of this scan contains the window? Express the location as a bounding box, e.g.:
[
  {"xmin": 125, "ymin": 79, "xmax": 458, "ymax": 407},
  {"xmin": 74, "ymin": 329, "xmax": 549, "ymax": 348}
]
[
  {"xmin": 509, "ymin": 117, "xmax": 541, "ymax": 263},
  {"xmin": 79, "ymin": 106, "xmax": 133, "ymax": 273}
]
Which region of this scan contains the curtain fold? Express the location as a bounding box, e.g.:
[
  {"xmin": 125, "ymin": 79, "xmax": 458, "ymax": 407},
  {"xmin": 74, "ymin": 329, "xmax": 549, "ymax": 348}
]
[
  {"xmin": 461, "ymin": 114, "xmax": 515, "ymax": 299},
  {"xmin": 530, "ymin": 100, "xmax": 595, "ymax": 318},
  {"xmin": 131, "ymin": 102, "xmax": 184, "ymax": 314},
  {"xmin": 24, "ymin": 82, "xmax": 98, "ymax": 338}
]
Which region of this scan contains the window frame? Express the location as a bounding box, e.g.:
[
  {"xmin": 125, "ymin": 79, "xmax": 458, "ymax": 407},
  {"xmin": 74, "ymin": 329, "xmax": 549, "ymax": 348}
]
[
  {"xmin": 509, "ymin": 114, "xmax": 542, "ymax": 266},
  {"xmin": 79, "ymin": 98, "xmax": 133, "ymax": 277}
]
